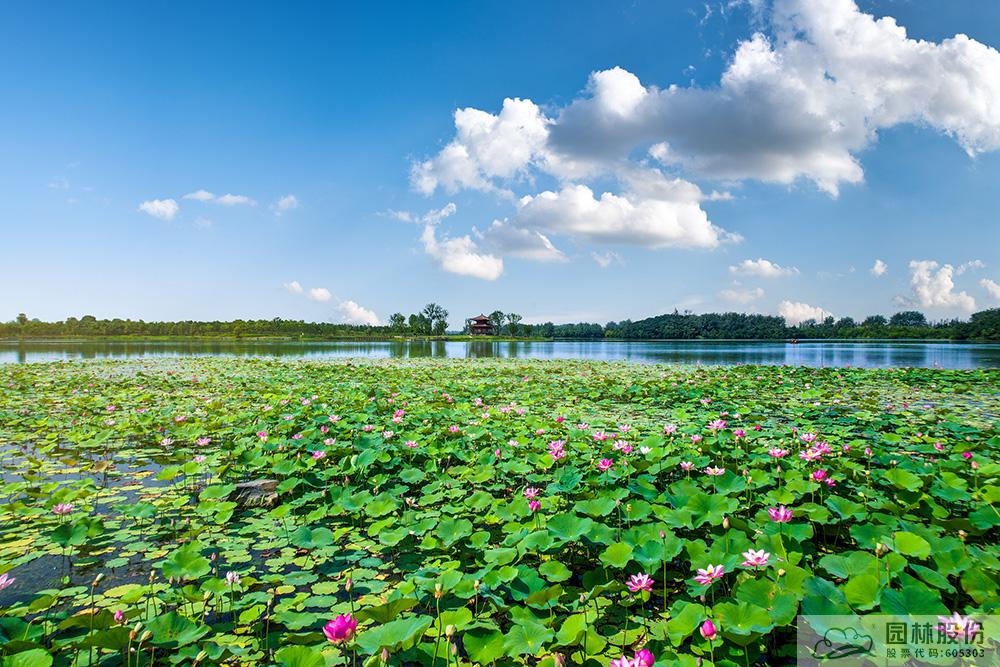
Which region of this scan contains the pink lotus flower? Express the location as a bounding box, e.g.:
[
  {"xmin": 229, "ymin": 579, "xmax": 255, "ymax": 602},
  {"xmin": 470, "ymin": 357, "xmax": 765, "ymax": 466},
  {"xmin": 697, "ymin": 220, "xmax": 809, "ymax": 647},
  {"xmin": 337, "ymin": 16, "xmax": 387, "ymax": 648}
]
[
  {"xmin": 609, "ymin": 658, "xmax": 635, "ymax": 667},
  {"xmin": 704, "ymin": 466, "xmax": 725, "ymax": 476},
  {"xmin": 690, "ymin": 434, "xmax": 703, "ymax": 443},
  {"xmin": 740, "ymin": 549, "xmax": 771, "ymax": 567},
  {"xmin": 328, "ymin": 414, "xmax": 341, "ymax": 422},
  {"xmin": 593, "ymin": 431, "xmax": 610, "ymax": 442},
  {"xmin": 707, "ymin": 419, "xmax": 727, "ymax": 430},
  {"xmin": 962, "ymin": 451, "xmax": 973, "ymax": 459},
  {"xmin": 193, "ymin": 455, "xmax": 206, "ymax": 463},
  {"xmin": 257, "ymin": 431, "xmax": 268, "ymax": 442},
  {"xmin": 292, "ymin": 433, "xmax": 303, "ymax": 440},
  {"xmin": 196, "ymin": 437, "xmax": 211, "ymax": 446},
  {"xmin": 363, "ymin": 425, "xmax": 374, "ymax": 432},
  {"xmin": 577, "ymin": 422, "xmax": 589, "ymax": 430},
  {"xmin": 733, "ymin": 428, "xmax": 746, "ymax": 438},
  {"xmin": 768, "ymin": 506, "xmax": 793, "ymax": 523},
  {"xmin": 663, "ymin": 424, "xmax": 677, "ymax": 434},
  {"xmin": 598, "ymin": 458, "xmax": 614, "ymax": 472},
  {"xmin": 700, "ymin": 619, "xmax": 718, "ymax": 641},
  {"xmin": 933, "ymin": 442, "xmax": 944, "ymax": 452},
  {"xmin": 800, "ymin": 432, "xmax": 817, "ymax": 443},
  {"xmin": 680, "ymin": 461, "xmax": 694, "ymax": 471},
  {"xmin": 768, "ymin": 448, "xmax": 789, "ymax": 458},
  {"xmin": 448, "ymin": 425, "xmax": 460, "ymax": 433},
  {"xmin": 528, "ymin": 499, "xmax": 541, "ymax": 513},
  {"xmin": 114, "ymin": 609, "xmax": 125, "ymax": 624},
  {"xmin": 626, "ymin": 573, "xmax": 654, "ymax": 593},
  {"xmin": 52, "ymin": 503, "xmax": 73, "ymax": 515},
  {"xmin": 524, "ymin": 487, "xmax": 540, "ymax": 499},
  {"xmin": 549, "ymin": 441, "xmax": 566, "ymax": 460},
  {"xmin": 311, "ymin": 450, "xmax": 326, "ymax": 460},
  {"xmin": 0, "ymin": 573, "xmax": 15, "ymax": 591},
  {"xmin": 693, "ymin": 564, "xmax": 725, "ymax": 586},
  {"xmin": 323, "ymin": 614, "xmax": 357, "ymax": 643},
  {"xmin": 404, "ymin": 440, "xmax": 417, "ymax": 448},
  {"xmin": 634, "ymin": 649, "xmax": 655, "ymax": 667},
  {"xmin": 811, "ymin": 469, "xmax": 828, "ymax": 482},
  {"xmin": 555, "ymin": 416, "xmax": 565, "ymax": 423},
  {"xmin": 799, "ymin": 449, "xmax": 821, "ymax": 461}
]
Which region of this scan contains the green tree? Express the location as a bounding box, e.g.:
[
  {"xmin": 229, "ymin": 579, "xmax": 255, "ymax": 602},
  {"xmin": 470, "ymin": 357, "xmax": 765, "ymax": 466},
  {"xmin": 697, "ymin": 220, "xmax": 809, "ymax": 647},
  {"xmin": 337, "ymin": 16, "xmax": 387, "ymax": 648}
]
[
  {"xmin": 506, "ymin": 313, "xmax": 523, "ymax": 337},
  {"xmin": 889, "ymin": 311, "xmax": 928, "ymax": 327},
  {"xmin": 388, "ymin": 313, "xmax": 406, "ymax": 333}
]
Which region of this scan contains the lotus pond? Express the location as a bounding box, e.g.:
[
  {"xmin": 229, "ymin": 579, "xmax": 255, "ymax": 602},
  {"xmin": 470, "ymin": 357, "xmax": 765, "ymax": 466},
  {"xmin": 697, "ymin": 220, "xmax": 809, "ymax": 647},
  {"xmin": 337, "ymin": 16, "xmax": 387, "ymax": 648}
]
[{"xmin": 0, "ymin": 358, "xmax": 998, "ymax": 666}]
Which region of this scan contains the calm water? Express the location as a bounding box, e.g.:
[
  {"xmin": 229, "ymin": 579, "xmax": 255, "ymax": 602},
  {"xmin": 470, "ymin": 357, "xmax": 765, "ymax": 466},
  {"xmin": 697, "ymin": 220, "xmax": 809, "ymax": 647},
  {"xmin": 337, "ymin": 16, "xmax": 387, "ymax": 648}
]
[{"xmin": 1, "ymin": 339, "xmax": 998, "ymax": 368}]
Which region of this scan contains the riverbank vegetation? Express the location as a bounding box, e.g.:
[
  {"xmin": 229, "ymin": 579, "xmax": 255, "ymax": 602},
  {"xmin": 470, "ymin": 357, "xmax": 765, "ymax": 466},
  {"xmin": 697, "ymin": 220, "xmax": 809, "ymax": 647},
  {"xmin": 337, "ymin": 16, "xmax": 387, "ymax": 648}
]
[
  {"xmin": 0, "ymin": 358, "xmax": 997, "ymax": 665},
  {"xmin": 3, "ymin": 308, "xmax": 999, "ymax": 341}
]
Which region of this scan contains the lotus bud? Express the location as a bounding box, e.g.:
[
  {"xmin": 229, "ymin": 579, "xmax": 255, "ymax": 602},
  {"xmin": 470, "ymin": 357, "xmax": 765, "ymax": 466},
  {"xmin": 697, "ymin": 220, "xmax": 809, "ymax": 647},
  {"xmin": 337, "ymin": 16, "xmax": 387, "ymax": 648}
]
[
  {"xmin": 445, "ymin": 624, "xmax": 455, "ymax": 638},
  {"xmin": 777, "ymin": 568, "xmax": 786, "ymax": 577},
  {"xmin": 194, "ymin": 651, "xmax": 208, "ymax": 664},
  {"xmin": 875, "ymin": 543, "xmax": 886, "ymax": 555},
  {"xmin": 435, "ymin": 583, "xmax": 443, "ymax": 599},
  {"xmin": 959, "ymin": 530, "xmax": 967, "ymax": 541},
  {"xmin": 92, "ymin": 573, "xmax": 105, "ymax": 586},
  {"xmin": 554, "ymin": 653, "xmax": 567, "ymax": 667},
  {"xmin": 345, "ymin": 578, "xmax": 353, "ymax": 592},
  {"xmin": 140, "ymin": 631, "xmax": 153, "ymax": 643},
  {"xmin": 381, "ymin": 648, "xmax": 390, "ymax": 664},
  {"xmin": 579, "ymin": 593, "xmax": 586, "ymax": 604},
  {"xmin": 722, "ymin": 516, "xmax": 730, "ymax": 529},
  {"xmin": 474, "ymin": 579, "xmax": 481, "ymax": 591},
  {"xmin": 659, "ymin": 530, "xmax": 666, "ymax": 539},
  {"xmin": 451, "ymin": 643, "xmax": 458, "ymax": 656}
]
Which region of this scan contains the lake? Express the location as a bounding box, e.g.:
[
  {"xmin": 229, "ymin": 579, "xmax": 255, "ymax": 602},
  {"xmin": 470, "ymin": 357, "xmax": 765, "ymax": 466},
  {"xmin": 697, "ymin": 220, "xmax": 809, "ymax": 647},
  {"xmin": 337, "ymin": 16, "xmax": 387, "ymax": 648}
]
[{"xmin": 1, "ymin": 338, "xmax": 999, "ymax": 368}]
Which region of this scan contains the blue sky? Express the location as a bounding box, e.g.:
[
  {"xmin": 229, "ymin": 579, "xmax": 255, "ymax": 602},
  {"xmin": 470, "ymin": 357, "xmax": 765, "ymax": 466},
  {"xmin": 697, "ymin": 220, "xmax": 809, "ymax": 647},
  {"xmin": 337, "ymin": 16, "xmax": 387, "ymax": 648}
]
[{"xmin": 2, "ymin": 0, "xmax": 999, "ymax": 327}]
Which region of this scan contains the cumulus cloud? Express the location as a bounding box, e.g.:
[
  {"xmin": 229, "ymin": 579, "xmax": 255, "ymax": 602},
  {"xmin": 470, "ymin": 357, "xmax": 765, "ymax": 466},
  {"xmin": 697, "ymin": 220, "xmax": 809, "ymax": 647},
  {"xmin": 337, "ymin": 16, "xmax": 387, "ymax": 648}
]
[
  {"xmin": 956, "ymin": 259, "xmax": 986, "ymax": 275},
  {"xmin": 870, "ymin": 259, "xmax": 887, "ymax": 277},
  {"xmin": 215, "ymin": 193, "xmax": 256, "ymax": 206},
  {"xmin": 511, "ymin": 172, "xmax": 740, "ymax": 250},
  {"xmin": 405, "ymin": 203, "xmax": 505, "ymax": 280},
  {"xmin": 481, "ymin": 220, "xmax": 566, "ymax": 262},
  {"xmin": 729, "ymin": 258, "xmax": 799, "ymax": 278},
  {"xmin": 138, "ymin": 198, "xmax": 179, "ymax": 221},
  {"xmin": 272, "ymin": 194, "xmax": 299, "ymax": 215},
  {"xmin": 406, "ymin": 0, "xmax": 1000, "ymax": 276},
  {"xmin": 307, "ymin": 287, "xmax": 333, "ymax": 302},
  {"xmin": 720, "ymin": 287, "xmax": 765, "ymax": 303},
  {"xmin": 778, "ymin": 300, "xmax": 833, "ymax": 325},
  {"xmin": 981, "ymin": 278, "xmax": 1000, "ymax": 300},
  {"xmin": 183, "ymin": 189, "xmax": 216, "ymax": 202},
  {"xmin": 283, "ymin": 280, "xmax": 303, "ymax": 294},
  {"xmin": 899, "ymin": 260, "xmax": 976, "ymax": 312},
  {"xmin": 337, "ymin": 300, "xmax": 380, "ymax": 325}
]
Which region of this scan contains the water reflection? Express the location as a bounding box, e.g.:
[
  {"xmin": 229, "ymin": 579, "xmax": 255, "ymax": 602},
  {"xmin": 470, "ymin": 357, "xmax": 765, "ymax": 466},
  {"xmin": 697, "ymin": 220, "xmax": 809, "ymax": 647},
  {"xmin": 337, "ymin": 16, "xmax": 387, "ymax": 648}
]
[{"xmin": 0, "ymin": 339, "xmax": 997, "ymax": 368}]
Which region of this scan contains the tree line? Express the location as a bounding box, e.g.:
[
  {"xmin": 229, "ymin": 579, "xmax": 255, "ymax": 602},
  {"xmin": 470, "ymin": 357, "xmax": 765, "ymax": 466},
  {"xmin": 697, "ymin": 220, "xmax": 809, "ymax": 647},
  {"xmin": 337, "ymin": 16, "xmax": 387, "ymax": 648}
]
[{"xmin": 3, "ymin": 307, "xmax": 999, "ymax": 340}]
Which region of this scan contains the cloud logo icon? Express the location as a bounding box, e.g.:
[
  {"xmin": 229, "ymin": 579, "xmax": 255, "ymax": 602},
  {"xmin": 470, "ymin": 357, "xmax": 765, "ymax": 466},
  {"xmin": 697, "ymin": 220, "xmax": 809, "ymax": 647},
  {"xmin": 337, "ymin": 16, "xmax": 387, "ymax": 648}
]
[{"xmin": 813, "ymin": 627, "xmax": 874, "ymax": 660}]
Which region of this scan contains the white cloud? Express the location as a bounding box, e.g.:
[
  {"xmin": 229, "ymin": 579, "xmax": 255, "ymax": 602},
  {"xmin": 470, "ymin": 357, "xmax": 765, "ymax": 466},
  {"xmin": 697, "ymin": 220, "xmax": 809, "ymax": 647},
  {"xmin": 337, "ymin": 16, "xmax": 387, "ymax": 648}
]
[
  {"xmin": 900, "ymin": 260, "xmax": 976, "ymax": 312},
  {"xmin": 215, "ymin": 193, "xmax": 256, "ymax": 206},
  {"xmin": 778, "ymin": 300, "xmax": 833, "ymax": 325},
  {"xmin": 183, "ymin": 189, "xmax": 216, "ymax": 201},
  {"xmin": 337, "ymin": 300, "xmax": 380, "ymax": 326},
  {"xmin": 138, "ymin": 198, "xmax": 179, "ymax": 221},
  {"xmin": 272, "ymin": 194, "xmax": 299, "ymax": 215},
  {"xmin": 406, "ymin": 203, "xmax": 504, "ymax": 280},
  {"xmin": 307, "ymin": 287, "xmax": 333, "ymax": 302},
  {"xmin": 720, "ymin": 287, "xmax": 765, "ymax": 303},
  {"xmin": 512, "ymin": 180, "xmax": 738, "ymax": 249},
  {"xmin": 482, "ymin": 220, "xmax": 567, "ymax": 262},
  {"xmin": 411, "ymin": 97, "xmax": 550, "ymax": 196},
  {"xmin": 729, "ymin": 258, "xmax": 799, "ymax": 278},
  {"xmin": 283, "ymin": 280, "xmax": 303, "ymax": 294},
  {"xmin": 591, "ymin": 250, "xmax": 622, "ymax": 268},
  {"xmin": 979, "ymin": 278, "xmax": 1000, "ymax": 300},
  {"xmin": 415, "ymin": 0, "xmax": 1000, "ymax": 204},
  {"xmin": 421, "ymin": 221, "xmax": 504, "ymax": 281},
  {"xmin": 956, "ymin": 259, "xmax": 986, "ymax": 275},
  {"xmin": 870, "ymin": 259, "xmax": 887, "ymax": 277}
]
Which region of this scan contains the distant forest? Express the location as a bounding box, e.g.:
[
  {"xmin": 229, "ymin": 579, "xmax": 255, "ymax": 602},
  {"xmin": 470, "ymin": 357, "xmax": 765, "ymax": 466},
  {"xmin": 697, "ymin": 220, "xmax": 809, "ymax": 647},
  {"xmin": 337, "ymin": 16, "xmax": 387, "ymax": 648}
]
[{"xmin": 3, "ymin": 307, "xmax": 999, "ymax": 341}]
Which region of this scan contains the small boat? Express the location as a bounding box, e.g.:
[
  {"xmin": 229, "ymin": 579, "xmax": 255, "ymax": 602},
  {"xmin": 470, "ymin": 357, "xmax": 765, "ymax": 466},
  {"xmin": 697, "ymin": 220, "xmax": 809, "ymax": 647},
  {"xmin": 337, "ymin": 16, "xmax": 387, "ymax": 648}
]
[{"xmin": 788, "ymin": 338, "xmax": 799, "ymax": 344}]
